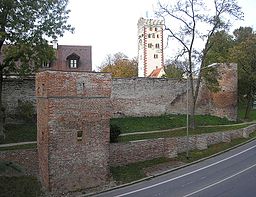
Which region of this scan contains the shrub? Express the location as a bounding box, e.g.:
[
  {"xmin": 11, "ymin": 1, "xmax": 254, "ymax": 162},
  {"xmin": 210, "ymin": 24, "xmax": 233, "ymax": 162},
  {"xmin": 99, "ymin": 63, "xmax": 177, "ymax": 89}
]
[{"xmin": 110, "ymin": 124, "xmax": 121, "ymax": 143}]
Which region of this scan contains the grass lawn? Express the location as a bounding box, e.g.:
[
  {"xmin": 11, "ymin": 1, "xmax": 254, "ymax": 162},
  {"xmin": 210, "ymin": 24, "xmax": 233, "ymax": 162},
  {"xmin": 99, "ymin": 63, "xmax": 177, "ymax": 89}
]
[
  {"xmin": 0, "ymin": 176, "xmax": 41, "ymax": 197},
  {"xmin": 0, "ymin": 161, "xmax": 41, "ymax": 197},
  {"xmin": 238, "ymin": 103, "xmax": 256, "ymax": 121},
  {"xmin": 1, "ymin": 123, "xmax": 36, "ymax": 144},
  {"xmin": 117, "ymin": 124, "xmax": 252, "ymax": 142},
  {"xmin": 111, "ymin": 115, "xmax": 237, "ymax": 134},
  {"xmin": 111, "ymin": 131, "xmax": 256, "ymax": 184},
  {"xmin": 111, "ymin": 157, "xmax": 173, "ymax": 184}
]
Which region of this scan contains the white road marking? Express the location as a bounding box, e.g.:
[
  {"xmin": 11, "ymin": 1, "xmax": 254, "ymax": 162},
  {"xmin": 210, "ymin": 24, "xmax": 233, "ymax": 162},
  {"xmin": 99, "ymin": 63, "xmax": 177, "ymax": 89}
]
[
  {"xmin": 183, "ymin": 162, "xmax": 256, "ymax": 197},
  {"xmin": 113, "ymin": 143, "xmax": 256, "ymax": 197}
]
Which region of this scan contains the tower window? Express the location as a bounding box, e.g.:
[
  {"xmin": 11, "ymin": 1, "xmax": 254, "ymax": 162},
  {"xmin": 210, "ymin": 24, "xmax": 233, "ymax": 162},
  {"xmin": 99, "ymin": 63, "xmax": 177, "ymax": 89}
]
[
  {"xmin": 155, "ymin": 43, "xmax": 160, "ymax": 48},
  {"xmin": 157, "ymin": 34, "xmax": 159, "ymax": 38},
  {"xmin": 155, "ymin": 27, "xmax": 158, "ymax": 31},
  {"xmin": 148, "ymin": 34, "xmax": 151, "ymax": 38},
  {"xmin": 150, "ymin": 27, "xmax": 153, "ymax": 31},
  {"xmin": 66, "ymin": 53, "xmax": 80, "ymax": 69},
  {"xmin": 152, "ymin": 33, "xmax": 155, "ymax": 38},
  {"xmin": 70, "ymin": 59, "xmax": 77, "ymax": 68},
  {"xmin": 154, "ymin": 54, "xmax": 158, "ymax": 59},
  {"xmin": 148, "ymin": 43, "xmax": 153, "ymax": 48}
]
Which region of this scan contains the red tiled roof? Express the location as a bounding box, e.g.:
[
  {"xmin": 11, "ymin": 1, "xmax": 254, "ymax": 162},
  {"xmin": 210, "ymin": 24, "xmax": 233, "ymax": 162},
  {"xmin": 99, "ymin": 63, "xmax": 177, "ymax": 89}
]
[{"xmin": 149, "ymin": 67, "xmax": 164, "ymax": 78}]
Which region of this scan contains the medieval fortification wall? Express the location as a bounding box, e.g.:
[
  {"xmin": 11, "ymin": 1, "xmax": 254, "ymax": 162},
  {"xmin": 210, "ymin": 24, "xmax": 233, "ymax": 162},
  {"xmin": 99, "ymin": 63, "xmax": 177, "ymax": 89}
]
[{"xmin": 2, "ymin": 63, "xmax": 237, "ymax": 121}]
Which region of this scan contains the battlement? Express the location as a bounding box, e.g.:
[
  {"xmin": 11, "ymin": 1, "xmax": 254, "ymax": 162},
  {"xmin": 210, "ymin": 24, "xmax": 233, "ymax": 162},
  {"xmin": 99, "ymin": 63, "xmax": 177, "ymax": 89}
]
[{"xmin": 137, "ymin": 17, "xmax": 164, "ymax": 28}]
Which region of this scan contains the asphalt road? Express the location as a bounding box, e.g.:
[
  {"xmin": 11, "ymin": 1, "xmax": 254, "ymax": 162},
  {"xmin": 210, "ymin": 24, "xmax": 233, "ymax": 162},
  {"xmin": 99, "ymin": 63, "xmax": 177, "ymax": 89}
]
[{"xmin": 94, "ymin": 139, "xmax": 256, "ymax": 197}]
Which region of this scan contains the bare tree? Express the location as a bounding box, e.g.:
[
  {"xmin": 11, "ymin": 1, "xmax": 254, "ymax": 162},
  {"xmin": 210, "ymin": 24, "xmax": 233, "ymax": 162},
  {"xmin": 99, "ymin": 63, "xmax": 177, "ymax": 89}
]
[{"xmin": 156, "ymin": 0, "xmax": 243, "ymax": 128}]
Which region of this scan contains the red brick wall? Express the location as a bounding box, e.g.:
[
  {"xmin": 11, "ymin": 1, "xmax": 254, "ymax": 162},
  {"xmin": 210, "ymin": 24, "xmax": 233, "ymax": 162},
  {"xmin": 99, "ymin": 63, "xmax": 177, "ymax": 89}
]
[
  {"xmin": 36, "ymin": 71, "xmax": 112, "ymax": 192},
  {"xmin": 109, "ymin": 125, "xmax": 255, "ymax": 167},
  {"xmin": 110, "ymin": 139, "xmax": 165, "ymax": 166},
  {"xmin": 52, "ymin": 45, "xmax": 92, "ymax": 72}
]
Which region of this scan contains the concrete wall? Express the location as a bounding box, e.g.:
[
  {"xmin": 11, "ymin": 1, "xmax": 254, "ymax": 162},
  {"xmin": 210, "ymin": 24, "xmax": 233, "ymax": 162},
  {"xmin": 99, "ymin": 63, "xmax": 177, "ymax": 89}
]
[{"xmin": 36, "ymin": 71, "xmax": 112, "ymax": 192}]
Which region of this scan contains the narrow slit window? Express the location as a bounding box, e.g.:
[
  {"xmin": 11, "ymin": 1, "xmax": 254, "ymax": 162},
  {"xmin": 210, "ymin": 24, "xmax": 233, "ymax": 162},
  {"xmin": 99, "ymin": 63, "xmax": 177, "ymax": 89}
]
[{"xmin": 77, "ymin": 130, "xmax": 83, "ymax": 142}]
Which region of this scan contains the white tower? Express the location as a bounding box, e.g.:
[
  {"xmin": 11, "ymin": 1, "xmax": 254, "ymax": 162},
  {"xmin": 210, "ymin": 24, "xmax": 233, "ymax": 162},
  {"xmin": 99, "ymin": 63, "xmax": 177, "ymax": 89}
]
[{"xmin": 137, "ymin": 17, "xmax": 164, "ymax": 77}]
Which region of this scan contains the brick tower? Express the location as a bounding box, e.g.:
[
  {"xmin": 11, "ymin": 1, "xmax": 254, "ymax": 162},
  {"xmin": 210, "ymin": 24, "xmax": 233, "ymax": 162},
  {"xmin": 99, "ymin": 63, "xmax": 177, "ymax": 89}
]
[
  {"xmin": 36, "ymin": 70, "xmax": 112, "ymax": 192},
  {"xmin": 137, "ymin": 17, "xmax": 164, "ymax": 77}
]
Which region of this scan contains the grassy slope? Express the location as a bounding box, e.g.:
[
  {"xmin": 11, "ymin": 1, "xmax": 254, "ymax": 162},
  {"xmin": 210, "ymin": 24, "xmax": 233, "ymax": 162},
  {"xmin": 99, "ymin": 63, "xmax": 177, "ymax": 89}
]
[
  {"xmin": 118, "ymin": 124, "xmax": 252, "ymax": 142},
  {"xmin": 1, "ymin": 123, "xmax": 36, "ymax": 144},
  {"xmin": 111, "ymin": 115, "xmax": 236, "ymax": 134},
  {"xmin": 0, "ymin": 176, "xmax": 41, "ymax": 197}
]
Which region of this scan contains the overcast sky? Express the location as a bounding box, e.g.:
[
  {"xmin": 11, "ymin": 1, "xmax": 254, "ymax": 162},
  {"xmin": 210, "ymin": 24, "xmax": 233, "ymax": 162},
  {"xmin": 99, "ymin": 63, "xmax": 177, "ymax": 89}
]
[{"xmin": 58, "ymin": 0, "xmax": 256, "ymax": 70}]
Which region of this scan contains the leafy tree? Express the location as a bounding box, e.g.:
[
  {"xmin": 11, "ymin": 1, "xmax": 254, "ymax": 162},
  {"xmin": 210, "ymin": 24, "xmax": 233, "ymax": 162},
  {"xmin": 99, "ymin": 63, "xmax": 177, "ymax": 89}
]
[
  {"xmin": 229, "ymin": 27, "xmax": 256, "ymax": 119},
  {"xmin": 204, "ymin": 27, "xmax": 256, "ymax": 119},
  {"xmin": 100, "ymin": 52, "xmax": 138, "ymax": 78},
  {"xmin": 203, "ymin": 30, "xmax": 234, "ymax": 92},
  {"xmin": 204, "ymin": 30, "xmax": 234, "ymax": 66},
  {"xmin": 233, "ymin": 26, "xmax": 254, "ymax": 43},
  {"xmin": 0, "ymin": 0, "xmax": 74, "ymax": 138},
  {"xmin": 162, "ymin": 60, "xmax": 185, "ymax": 79},
  {"xmin": 156, "ymin": 0, "xmax": 243, "ymax": 128}
]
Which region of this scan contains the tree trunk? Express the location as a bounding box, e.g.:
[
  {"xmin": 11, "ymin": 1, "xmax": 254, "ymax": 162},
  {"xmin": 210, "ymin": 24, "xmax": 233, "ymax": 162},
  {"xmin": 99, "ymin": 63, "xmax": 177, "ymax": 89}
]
[
  {"xmin": 244, "ymin": 89, "xmax": 252, "ymax": 120},
  {"xmin": 0, "ymin": 38, "xmax": 6, "ymax": 140},
  {"xmin": 189, "ymin": 69, "xmax": 204, "ymax": 129},
  {"xmin": 190, "ymin": 98, "xmax": 196, "ymax": 129},
  {"xmin": 0, "ymin": 68, "xmax": 5, "ymax": 139}
]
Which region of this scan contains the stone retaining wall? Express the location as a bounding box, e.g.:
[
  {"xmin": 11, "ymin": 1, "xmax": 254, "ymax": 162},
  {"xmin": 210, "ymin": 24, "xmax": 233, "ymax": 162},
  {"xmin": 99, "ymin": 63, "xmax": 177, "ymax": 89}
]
[
  {"xmin": 110, "ymin": 124, "xmax": 256, "ymax": 166},
  {"xmin": 2, "ymin": 125, "xmax": 254, "ymax": 178}
]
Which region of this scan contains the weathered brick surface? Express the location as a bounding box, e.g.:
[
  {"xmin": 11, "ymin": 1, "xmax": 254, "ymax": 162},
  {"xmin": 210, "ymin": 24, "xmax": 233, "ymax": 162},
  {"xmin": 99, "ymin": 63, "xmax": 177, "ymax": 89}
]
[
  {"xmin": 243, "ymin": 124, "xmax": 256, "ymax": 138},
  {"xmin": 196, "ymin": 135, "xmax": 208, "ymax": 150},
  {"xmin": 0, "ymin": 149, "xmax": 38, "ymax": 176},
  {"xmin": 3, "ymin": 78, "xmax": 35, "ymax": 116},
  {"xmin": 1, "ymin": 124, "xmax": 255, "ymax": 192},
  {"xmin": 53, "ymin": 45, "xmax": 92, "ymax": 72},
  {"xmin": 164, "ymin": 138, "xmax": 178, "ymax": 158},
  {"xmin": 3, "ymin": 63, "xmax": 237, "ymax": 121},
  {"xmin": 109, "ymin": 139, "xmax": 165, "ymax": 166},
  {"xmin": 222, "ymin": 132, "xmax": 231, "ymax": 143},
  {"xmin": 111, "ymin": 63, "xmax": 237, "ymax": 121},
  {"xmin": 210, "ymin": 63, "xmax": 238, "ymax": 121},
  {"xmin": 36, "ymin": 71, "xmax": 112, "ymax": 192},
  {"xmin": 229, "ymin": 129, "xmax": 243, "ymax": 139},
  {"xmin": 109, "ymin": 125, "xmax": 255, "ymax": 166},
  {"xmin": 112, "ymin": 78, "xmax": 187, "ymax": 117}
]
